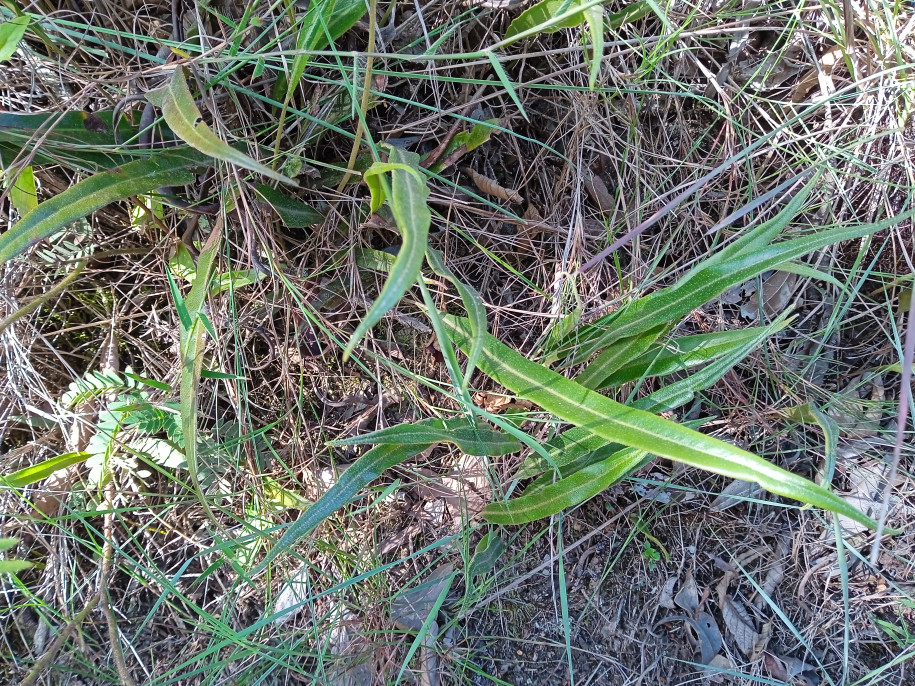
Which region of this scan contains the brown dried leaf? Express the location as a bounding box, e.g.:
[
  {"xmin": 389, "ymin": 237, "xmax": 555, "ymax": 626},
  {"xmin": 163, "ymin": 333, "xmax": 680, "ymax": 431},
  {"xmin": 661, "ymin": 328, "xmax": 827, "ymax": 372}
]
[
  {"xmin": 472, "ymin": 392, "xmax": 534, "ymax": 413},
  {"xmin": 462, "ymin": 167, "xmax": 524, "ymax": 204},
  {"xmin": 675, "ymin": 571, "xmax": 699, "ymax": 615},
  {"xmin": 584, "ymin": 173, "xmax": 614, "ymax": 214},
  {"xmin": 722, "ymin": 596, "xmax": 759, "ymax": 657},
  {"xmin": 741, "ymin": 270, "xmax": 797, "ymax": 320}
]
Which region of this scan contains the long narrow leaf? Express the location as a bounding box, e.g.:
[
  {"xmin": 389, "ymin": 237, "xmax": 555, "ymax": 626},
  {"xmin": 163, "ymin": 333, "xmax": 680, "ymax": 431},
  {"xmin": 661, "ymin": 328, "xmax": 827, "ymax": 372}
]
[
  {"xmin": 426, "ymin": 247, "xmax": 487, "ymax": 391},
  {"xmin": 442, "ymin": 314, "xmax": 878, "ymax": 530},
  {"xmin": 0, "ymin": 149, "xmax": 207, "ymax": 264},
  {"xmin": 485, "ymin": 448, "xmax": 647, "ymax": 524},
  {"xmin": 328, "ymin": 418, "xmax": 520, "ymax": 456},
  {"xmin": 343, "ymin": 146, "xmax": 430, "ymax": 359},
  {"xmin": 1, "ymin": 452, "xmax": 89, "ymax": 489},
  {"xmin": 257, "ymin": 443, "xmax": 425, "ymax": 571},
  {"xmin": 146, "ymin": 69, "xmax": 296, "ymax": 186}
]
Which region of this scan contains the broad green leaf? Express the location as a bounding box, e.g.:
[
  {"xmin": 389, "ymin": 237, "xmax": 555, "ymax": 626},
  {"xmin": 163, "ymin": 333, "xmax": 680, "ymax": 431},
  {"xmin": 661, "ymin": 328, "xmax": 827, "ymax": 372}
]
[
  {"xmin": 146, "ymin": 69, "xmax": 296, "ymax": 186},
  {"xmin": 8, "ymin": 165, "xmax": 37, "ymax": 215},
  {"xmin": 426, "ymin": 247, "xmax": 487, "ymax": 392},
  {"xmin": 574, "ymin": 324, "xmax": 665, "ymax": 389},
  {"xmin": 1, "ymin": 452, "xmax": 89, "ymax": 489},
  {"xmin": 254, "ymin": 183, "xmax": 323, "ymax": 227},
  {"xmin": 328, "ymin": 418, "xmax": 520, "ymax": 456},
  {"xmin": 0, "ymin": 149, "xmax": 207, "ymax": 264},
  {"xmin": 354, "ymin": 246, "xmax": 397, "ymax": 273},
  {"xmin": 363, "ymin": 161, "xmax": 425, "ymax": 214},
  {"xmin": 343, "ymin": 146, "xmax": 430, "ymax": 359},
  {"xmin": 468, "ymin": 532, "xmax": 506, "ymax": 578},
  {"xmin": 0, "ymin": 16, "xmax": 28, "ymax": 62},
  {"xmin": 442, "ymin": 314, "xmax": 878, "ymax": 531},
  {"xmin": 0, "ymin": 538, "xmax": 18, "ymax": 552},
  {"xmin": 586, "ymin": 326, "xmax": 776, "ymax": 390},
  {"xmin": 257, "ymin": 443, "xmax": 426, "ymax": 571},
  {"xmin": 486, "ymin": 448, "xmax": 647, "ymax": 524},
  {"xmin": 569, "ymin": 185, "xmax": 915, "ymax": 363}
]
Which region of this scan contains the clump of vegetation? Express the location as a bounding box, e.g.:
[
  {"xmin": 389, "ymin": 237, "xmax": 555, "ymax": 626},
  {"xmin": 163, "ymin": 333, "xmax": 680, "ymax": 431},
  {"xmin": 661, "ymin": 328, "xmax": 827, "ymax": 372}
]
[{"xmin": 1, "ymin": 1, "xmax": 913, "ymax": 684}]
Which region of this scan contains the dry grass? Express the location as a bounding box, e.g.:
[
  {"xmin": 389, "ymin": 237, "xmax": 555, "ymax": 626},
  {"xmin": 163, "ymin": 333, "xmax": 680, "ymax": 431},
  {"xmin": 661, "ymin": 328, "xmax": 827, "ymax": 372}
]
[{"xmin": 1, "ymin": 0, "xmax": 914, "ymax": 684}]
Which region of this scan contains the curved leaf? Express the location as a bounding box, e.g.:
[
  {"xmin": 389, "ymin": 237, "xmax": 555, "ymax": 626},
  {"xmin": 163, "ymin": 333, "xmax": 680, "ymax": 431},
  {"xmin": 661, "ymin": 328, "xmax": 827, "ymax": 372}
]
[
  {"xmin": 254, "ymin": 183, "xmax": 323, "ymax": 227},
  {"xmin": 442, "ymin": 314, "xmax": 878, "ymax": 531},
  {"xmin": 484, "ymin": 448, "xmax": 647, "ymax": 524},
  {"xmin": 0, "ymin": 149, "xmax": 207, "ymax": 264},
  {"xmin": 146, "ymin": 68, "xmax": 296, "ymax": 186},
  {"xmin": 0, "ymin": 16, "xmax": 29, "ymax": 62},
  {"xmin": 257, "ymin": 443, "xmax": 425, "ymax": 571},
  {"xmin": 343, "ymin": 146, "xmax": 430, "ymax": 359},
  {"xmin": 329, "ymin": 418, "xmax": 520, "ymax": 456},
  {"xmin": 1, "ymin": 452, "xmax": 90, "ymax": 489},
  {"xmin": 426, "ymin": 247, "xmax": 487, "ymax": 392}
]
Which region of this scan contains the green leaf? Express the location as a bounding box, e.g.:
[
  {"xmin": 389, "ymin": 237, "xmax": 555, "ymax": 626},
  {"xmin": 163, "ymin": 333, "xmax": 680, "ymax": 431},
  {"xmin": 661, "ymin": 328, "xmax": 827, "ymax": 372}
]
[
  {"xmin": 0, "ymin": 16, "xmax": 28, "ymax": 62},
  {"xmin": 0, "ymin": 538, "xmax": 18, "ymax": 552},
  {"xmin": 343, "ymin": 146, "xmax": 431, "ymax": 359},
  {"xmin": 146, "ymin": 69, "xmax": 296, "ymax": 186},
  {"xmin": 426, "ymin": 247, "xmax": 487, "ymax": 392},
  {"xmin": 505, "ymin": 0, "xmax": 593, "ymax": 39},
  {"xmin": 254, "ymin": 183, "xmax": 323, "ymax": 227},
  {"xmin": 468, "ymin": 532, "xmax": 506, "ymax": 578},
  {"xmin": 0, "ymin": 110, "xmax": 143, "ymax": 170},
  {"xmin": 257, "ymin": 443, "xmax": 426, "ymax": 571},
  {"xmin": 8, "ymin": 165, "xmax": 37, "ymax": 215},
  {"xmin": 0, "ymin": 149, "xmax": 207, "ymax": 264},
  {"xmin": 441, "ymin": 314, "xmax": 878, "ymax": 531},
  {"xmin": 585, "ymin": 326, "xmax": 776, "ymax": 391},
  {"xmin": 328, "ymin": 418, "xmax": 520, "ymax": 456},
  {"xmin": 569, "ymin": 183, "xmax": 915, "ymax": 363},
  {"xmin": 485, "ymin": 448, "xmax": 647, "ymax": 524},
  {"xmin": 487, "ymin": 52, "xmax": 528, "ymax": 121},
  {"xmin": 0, "ymin": 560, "xmax": 33, "ymax": 575},
  {"xmin": 574, "ymin": 324, "xmax": 665, "ymax": 389},
  {"xmin": 1, "ymin": 452, "xmax": 89, "ymax": 489},
  {"xmin": 583, "ymin": 3, "xmax": 604, "ymax": 89}
]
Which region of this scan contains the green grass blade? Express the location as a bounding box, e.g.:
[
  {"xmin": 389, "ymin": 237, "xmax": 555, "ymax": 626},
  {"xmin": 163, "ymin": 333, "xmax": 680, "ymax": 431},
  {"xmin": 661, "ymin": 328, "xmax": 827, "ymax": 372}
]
[
  {"xmin": 426, "ymin": 247, "xmax": 487, "ymax": 392},
  {"xmin": 328, "ymin": 418, "xmax": 520, "ymax": 456},
  {"xmin": 343, "ymin": 146, "xmax": 430, "ymax": 359},
  {"xmin": 583, "ymin": 3, "xmax": 603, "ymax": 89},
  {"xmin": 257, "ymin": 444, "xmax": 426, "ymax": 571},
  {"xmin": 442, "ymin": 314, "xmax": 878, "ymax": 530},
  {"xmin": 485, "ymin": 448, "xmax": 648, "ymax": 524},
  {"xmin": 146, "ymin": 68, "xmax": 296, "ymax": 186},
  {"xmin": 1, "ymin": 452, "xmax": 89, "ymax": 489},
  {"xmin": 0, "ymin": 149, "xmax": 206, "ymax": 264},
  {"xmin": 486, "ymin": 52, "xmax": 528, "ymax": 121}
]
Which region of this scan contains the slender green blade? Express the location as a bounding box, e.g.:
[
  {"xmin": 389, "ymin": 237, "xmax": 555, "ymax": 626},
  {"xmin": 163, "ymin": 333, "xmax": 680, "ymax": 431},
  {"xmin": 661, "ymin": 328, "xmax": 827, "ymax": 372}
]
[
  {"xmin": 569, "ymin": 195, "xmax": 915, "ymax": 363},
  {"xmin": 442, "ymin": 314, "xmax": 878, "ymax": 530},
  {"xmin": 343, "ymin": 147, "xmax": 430, "ymax": 359},
  {"xmin": 8, "ymin": 164, "xmax": 37, "ymax": 215},
  {"xmin": 587, "ymin": 326, "xmax": 775, "ymax": 390},
  {"xmin": 486, "ymin": 448, "xmax": 647, "ymax": 524},
  {"xmin": 1, "ymin": 452, "xmax": 89, "ymax": 489},
  {"xmin": 328, "ymin": 418, "xmax": 520, "ymax": 456},
  {"xmin": 574, "ymin": 324, "xmax": 665, "ymax": 389},
  {"xmin": 257, "ymin": 443, "xmax": 425, "ymax": 571},
  {"xmin": 0, "ymin": 149, "xmax": 206, "ymax": 264},
  {"xmin": 426, "ymin": 247, "xmax": 487, "ymax": 391},
  {"xmin": 146, "ymin": 68, "xmax": 296, "ymax": 186}
]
